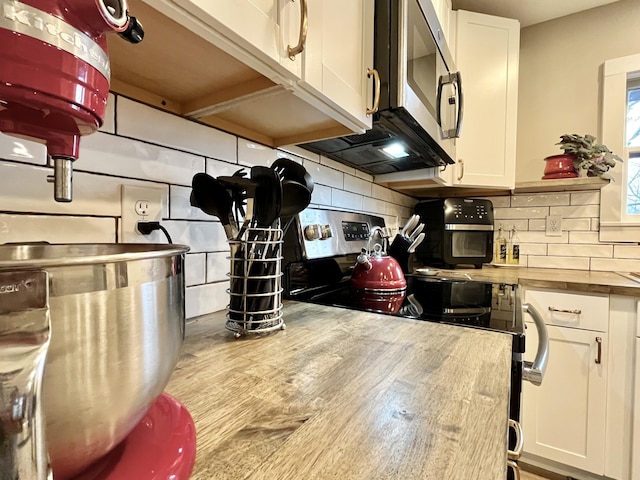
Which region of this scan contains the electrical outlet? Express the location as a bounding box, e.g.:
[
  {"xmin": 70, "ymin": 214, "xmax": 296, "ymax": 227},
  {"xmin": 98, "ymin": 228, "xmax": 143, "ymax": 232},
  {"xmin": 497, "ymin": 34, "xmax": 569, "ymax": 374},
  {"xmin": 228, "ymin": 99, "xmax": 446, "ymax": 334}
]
[
  {"xmin": 120, "ymin": 185, "xmax": 164, "ymax": 243},
  {"xmin": 546, "ymin": 215, "xmax": 562, "ymax": 237}
]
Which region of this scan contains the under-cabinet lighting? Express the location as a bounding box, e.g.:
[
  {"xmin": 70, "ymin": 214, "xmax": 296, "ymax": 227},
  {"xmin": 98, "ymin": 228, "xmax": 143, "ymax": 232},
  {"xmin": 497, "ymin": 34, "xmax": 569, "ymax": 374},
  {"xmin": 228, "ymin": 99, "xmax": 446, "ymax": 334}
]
[{"xmin": 382, "ymin": 143, "xmax": 409, "ymax": 159}]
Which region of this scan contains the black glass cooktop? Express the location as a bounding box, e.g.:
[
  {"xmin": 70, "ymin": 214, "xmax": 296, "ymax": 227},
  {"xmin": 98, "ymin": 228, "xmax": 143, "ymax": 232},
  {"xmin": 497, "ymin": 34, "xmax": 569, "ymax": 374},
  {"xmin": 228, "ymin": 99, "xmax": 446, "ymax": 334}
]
[{"xmin": 289, "ymin": 274, "xmax": 525, "ymax": 352}]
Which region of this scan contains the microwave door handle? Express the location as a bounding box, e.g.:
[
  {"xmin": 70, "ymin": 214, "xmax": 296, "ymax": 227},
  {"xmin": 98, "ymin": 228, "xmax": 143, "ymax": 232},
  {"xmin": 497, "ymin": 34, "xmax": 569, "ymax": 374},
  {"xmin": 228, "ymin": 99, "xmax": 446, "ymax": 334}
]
[
  {"xmin": 522, "ymin": 303, "xmax": 549, "ymax": 386},
  {"xmin": 437, "ymin": 73, "xmax": 461, "ymax": 139},
  {"xmin": 453, "ymin": 71, "xmax": 464, "ymax": 138},
  {"xmin": 436, "ymin": 74, "xmax": 445, "ymax": 128}
]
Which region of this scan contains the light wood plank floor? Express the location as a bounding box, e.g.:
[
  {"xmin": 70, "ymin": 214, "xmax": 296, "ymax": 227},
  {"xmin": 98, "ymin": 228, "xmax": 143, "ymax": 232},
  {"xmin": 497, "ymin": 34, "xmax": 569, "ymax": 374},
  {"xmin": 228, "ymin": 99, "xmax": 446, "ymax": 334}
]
[{"xmin": 521, "ymin": 470, "xmax": 552, "ymax": 480}]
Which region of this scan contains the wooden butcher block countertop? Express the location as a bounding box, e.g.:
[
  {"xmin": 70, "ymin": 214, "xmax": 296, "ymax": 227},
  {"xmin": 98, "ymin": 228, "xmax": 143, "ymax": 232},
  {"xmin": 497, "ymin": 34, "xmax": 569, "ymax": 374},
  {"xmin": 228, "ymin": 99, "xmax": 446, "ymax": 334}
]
[{"xmin": 166, "ymin": 302, "xmax": 512, "ymax": 480}]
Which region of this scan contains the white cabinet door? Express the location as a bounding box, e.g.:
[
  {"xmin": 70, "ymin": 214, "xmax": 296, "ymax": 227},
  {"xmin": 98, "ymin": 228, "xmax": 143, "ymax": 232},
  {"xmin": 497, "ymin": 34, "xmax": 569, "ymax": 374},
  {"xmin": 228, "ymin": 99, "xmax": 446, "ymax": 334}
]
[
  {"xmin": 170, "ymin": 0, "xmax": 283, "ymax": 67},
  {"xmin": 298, "ymin": 0, "xmax": 374, "ymax": 129},
  {"xmin": 452, "ymin": 11, "xmax": 519, "ymax": 188},
  {"xmin": 522, "ymin": 323, "xmax": 607, "ymax": 474}
]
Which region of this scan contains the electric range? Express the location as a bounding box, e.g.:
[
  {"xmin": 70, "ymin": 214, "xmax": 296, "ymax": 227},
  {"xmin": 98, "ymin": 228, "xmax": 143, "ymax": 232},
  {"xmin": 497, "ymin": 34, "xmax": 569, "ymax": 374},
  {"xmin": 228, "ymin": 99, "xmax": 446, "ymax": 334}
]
[{"xmin": 283, "ymin": 208, "xmax": 549, "ymax": 480}]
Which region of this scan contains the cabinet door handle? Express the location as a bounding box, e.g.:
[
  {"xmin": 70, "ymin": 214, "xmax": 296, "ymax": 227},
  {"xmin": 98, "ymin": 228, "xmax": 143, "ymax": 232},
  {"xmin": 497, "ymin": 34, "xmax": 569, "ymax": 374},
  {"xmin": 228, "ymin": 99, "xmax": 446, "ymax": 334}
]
[
  {"xmin": 548, "ymin": 306, "xmax": 581, "ymax": 315},
  {"xmin": 287, "ymin": 0, "xmax": 308, "ymax": 60},
  {"xmin": 507, "ymin": 460, "xmax": 521, "ymax": 480},
  {"xmin": 595, "ymin": 336, "xmax": 602, "ymax": 364},
  {"xmin": 457, "ymin": 159, "xmax": 464, "ymax": 180},
  {"xmin": 507, "ymin": 419, "xmax": 524, "ymax": 460},
  {"xmin": 366, "ymin": 68, "xmax": 381, "ymax": 115}
]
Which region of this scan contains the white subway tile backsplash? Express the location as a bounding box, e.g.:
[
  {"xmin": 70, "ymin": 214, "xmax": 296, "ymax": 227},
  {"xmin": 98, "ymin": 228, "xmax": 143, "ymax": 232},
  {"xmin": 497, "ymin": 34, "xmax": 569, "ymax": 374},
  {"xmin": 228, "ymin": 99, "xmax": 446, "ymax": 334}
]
[
  {"xmin": 0, "ymin": 214, "xmax": 115, "ymax": 243},
  {"xmin": 362, "ymin": 196, "xmax": 386, "ymax": 216},
  {"xmin": 207, "ymin": 252, "xmax": 230, "ymax": 283},
  {"xmin": 205, "ymin": 158, "xmax": 246, "ymax": 177},
  {"xmin": 355, "ymin": 170, "xmax": 374, "ymax": 182},
  {"xmin": 310, "ymin": 184, "xmax": 332, "ymax": 206},
  {"xmin": 277, "ymin": 145, "xmax": 320, "ymax": 163},
  {"xmin": 550, "ymin": 204, "xmax": 599, "ymax": 218},
  {"xmin": 0, "ymin": 133, "xmax": 47, "ymax": 166},
  {"xmin": 571, "ymin": 191, "xmax": 600, "ymax": 205},
  {"xmin": 591, "ymin": 258, "xmax": 640, "ymax": 272},
  {"xmin": 486, "ymin": 196, "xmax": 510, "ymax": 208},
  {"xmin": 511, "ymin": 193, "xmax": 570, "ymax": 207},
  {"xmin": 117, "ymin": 97, "xmax": 237, "ymax": 162},
  {"xmin": 548, "ymin": 244, "xmax": 613, "ymax": 258},
  {"xmin": 305, "ymin": 161, "xmax": 343, "ymax": 188},
  {"xmin": 80, "ymin": 132, "xmax": 205, "ymax": 186},
  {"xmin": 185, "ymin": 253, "xmax": 206, "ymax": 286},
  {"xmin": 238, "ymin": 139, "xmax": 277, "ymax": 167},
  {"xmin": 528, "ymin": 219, "xmax": 545, "ymax": 231},
  {"xmin": 170, "ymin": 185, "xmax": 211, "ymax": 221},
  {"xmin": 0, "ymin": 162, "xmax": 166, "ymax": 216},
  {"xmin": 163, "ymin": 220, "xmax": 227, "ymax": 253},
  {"xmin": 519, "ymin": 231, "xmax": 569, "ymax": 244},
  {"xmin": 332, "ymin": 189, "xmax": 363, "ymax": 211},
  {"xmin": 569, "ymin": 232, "xmax": 601, "ymax": 244},
  {"xmin": 344, "ymin": 174, "xmax": 372, "ymax": 196},
  {"xmin": 371, "ymin": 184, "xmax": 415, "ymax": 208},
  {"xmin": 101, "ymin": 93, "xmax": 116, "ymax": 134},
  {"xmin": 563, "ymin": 218, "xmax": 591, "ymax": 231},
  {"xmin": 495, "ymin": 219, "xmax": 527, "ymax": 232},
  {"xmin": 521, "ymin": 243, "xmax": 547, "ymax": 255},
  {"xmin": 186, "ymin": 281, "xmax": 229, "ymax": 319},
  {"xmin": 527, "ymin": 256, "xmax": 590, "ymax": 270},
  {"xmin": 613, "ymin": 245, "xmax": 640, "ymax": 259},
  {"xmin": 320, "ymin": 156, "xmax": 356, "ymax": 175},
  {"xmin": 494, "ymin": 207, "xmax": 548, "ymax": 220}
]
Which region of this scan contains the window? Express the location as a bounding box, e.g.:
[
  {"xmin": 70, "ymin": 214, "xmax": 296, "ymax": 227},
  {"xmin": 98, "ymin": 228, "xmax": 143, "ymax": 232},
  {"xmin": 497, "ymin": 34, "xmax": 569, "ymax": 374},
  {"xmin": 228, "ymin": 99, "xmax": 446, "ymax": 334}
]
[
  {"xmin": 600, "ymin": 54, "xmax": 640, "ymax": 242},
  {"xmin": 626, "ymin": 80, "xmax": 640, "ymax": 214}
]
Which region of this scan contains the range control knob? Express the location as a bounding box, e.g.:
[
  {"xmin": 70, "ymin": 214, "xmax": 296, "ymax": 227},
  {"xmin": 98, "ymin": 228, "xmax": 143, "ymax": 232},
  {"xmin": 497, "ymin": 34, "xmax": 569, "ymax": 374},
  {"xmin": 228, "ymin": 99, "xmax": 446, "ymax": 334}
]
[
  {"xmin": 320, "ymin": 225, "xmax": 333, "ymax": 240},
  {"xmin": 304, "ymin": 224, "xmax": 321, "ymax": 241}
]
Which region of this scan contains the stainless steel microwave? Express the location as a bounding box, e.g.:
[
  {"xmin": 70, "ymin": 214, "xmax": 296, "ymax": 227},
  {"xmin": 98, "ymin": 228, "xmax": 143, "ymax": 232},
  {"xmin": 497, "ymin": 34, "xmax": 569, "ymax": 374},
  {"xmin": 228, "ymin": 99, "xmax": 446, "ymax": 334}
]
[{"xmin": 299, "ymin": 0, "xmax": 462, "ymax": 176}]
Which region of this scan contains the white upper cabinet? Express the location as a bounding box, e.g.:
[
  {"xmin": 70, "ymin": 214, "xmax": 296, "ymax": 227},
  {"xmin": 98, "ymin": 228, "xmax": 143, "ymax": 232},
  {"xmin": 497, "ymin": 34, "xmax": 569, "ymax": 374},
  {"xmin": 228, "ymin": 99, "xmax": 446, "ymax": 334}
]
[
  {"xmin": 451, "ymin": 10, "xmax": 519, "ymax": 188},
  {"xmin": 107, "ymin": 0, "xmax": 374, "ymax": 148},
  {"xmin": 299, "ymin": 0, "xmax": 374, "ymax": 128}
]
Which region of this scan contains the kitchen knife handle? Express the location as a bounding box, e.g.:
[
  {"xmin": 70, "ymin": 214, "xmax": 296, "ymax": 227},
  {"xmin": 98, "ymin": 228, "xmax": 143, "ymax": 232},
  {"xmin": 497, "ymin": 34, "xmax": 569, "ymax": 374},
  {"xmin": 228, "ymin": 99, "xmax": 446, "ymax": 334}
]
[
  {"xmin": 367, "ymin": 68, "xmax": 381, "ymax": 115},
  {"xmin": 288, "ymin": 0, "xmax": 308, "ymax": 60}
]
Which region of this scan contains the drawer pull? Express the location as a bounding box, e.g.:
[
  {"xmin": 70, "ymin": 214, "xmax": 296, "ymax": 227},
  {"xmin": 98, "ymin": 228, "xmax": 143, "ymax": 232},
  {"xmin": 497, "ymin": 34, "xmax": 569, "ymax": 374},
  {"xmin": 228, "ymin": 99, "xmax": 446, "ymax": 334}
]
[
  {"xmin": 548, "ymin": 306, "xmax": 581, "ymax": 315},
  {"xmin": 508, "ymin": 419, "xmax": 524, "ymax": 460},
  {"xmin": 595, "ymin": 336, "xmax": 602, "ymax": 364}
]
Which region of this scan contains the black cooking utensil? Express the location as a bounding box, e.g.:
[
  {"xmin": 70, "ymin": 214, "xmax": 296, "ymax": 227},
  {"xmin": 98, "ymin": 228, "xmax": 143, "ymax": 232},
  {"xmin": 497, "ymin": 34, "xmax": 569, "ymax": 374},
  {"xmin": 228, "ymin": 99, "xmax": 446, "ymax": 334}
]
[
  {"xmin": 271, "ymin": 158, "xmax": 313, "ymax": 232},
  {"xmin": 190, "ymin": 172, "xmax": 237, "ymax": 239}
]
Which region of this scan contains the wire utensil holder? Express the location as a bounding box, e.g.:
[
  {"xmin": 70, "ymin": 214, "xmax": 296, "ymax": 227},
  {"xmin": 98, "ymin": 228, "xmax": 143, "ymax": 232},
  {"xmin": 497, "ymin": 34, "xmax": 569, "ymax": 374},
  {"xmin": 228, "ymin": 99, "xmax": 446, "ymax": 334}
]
[{"xmin": 226, "ymin": 225, "xmax": 285, "ymax": 337}]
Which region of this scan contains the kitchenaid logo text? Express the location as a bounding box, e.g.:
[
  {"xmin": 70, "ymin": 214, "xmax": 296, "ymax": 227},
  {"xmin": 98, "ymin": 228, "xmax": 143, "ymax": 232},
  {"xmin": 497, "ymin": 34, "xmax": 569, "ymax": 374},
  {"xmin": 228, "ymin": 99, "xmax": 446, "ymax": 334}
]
[
  {"xmin": 1, "ymin": 0, "xmax": 111, "ymax": 79},
  {"xmin": 0, "ymin": 282, "xmax": 21, "ymax": 294}
]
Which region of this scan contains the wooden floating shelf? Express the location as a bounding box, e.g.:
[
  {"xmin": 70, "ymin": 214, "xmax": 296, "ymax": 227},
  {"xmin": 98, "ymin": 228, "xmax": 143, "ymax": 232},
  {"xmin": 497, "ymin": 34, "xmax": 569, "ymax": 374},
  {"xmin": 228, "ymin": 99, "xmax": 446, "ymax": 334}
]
[{"xmin": 513, "ymin": 177, "xmax": 610, "ymax": 193}]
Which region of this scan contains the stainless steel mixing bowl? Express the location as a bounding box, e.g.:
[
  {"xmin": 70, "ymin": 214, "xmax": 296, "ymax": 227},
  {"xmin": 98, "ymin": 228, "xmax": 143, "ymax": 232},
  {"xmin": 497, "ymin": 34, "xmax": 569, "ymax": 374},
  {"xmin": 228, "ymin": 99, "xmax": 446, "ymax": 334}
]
[{"xmin": 0, "ymin": 243, "xmax": 189, "ymax": 479}]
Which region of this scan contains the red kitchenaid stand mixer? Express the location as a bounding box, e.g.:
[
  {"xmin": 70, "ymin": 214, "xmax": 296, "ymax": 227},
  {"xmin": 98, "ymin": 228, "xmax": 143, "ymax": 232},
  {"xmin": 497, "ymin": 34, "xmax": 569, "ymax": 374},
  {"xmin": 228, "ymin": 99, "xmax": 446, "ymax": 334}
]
[{"xmin": 0, "ymin": 0, "xmax": 143, "ymax": 202}]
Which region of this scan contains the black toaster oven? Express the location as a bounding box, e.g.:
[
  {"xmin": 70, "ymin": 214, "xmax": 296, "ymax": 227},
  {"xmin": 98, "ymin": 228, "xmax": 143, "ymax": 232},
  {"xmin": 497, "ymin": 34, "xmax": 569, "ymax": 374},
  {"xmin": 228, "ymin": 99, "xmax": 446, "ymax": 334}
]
[{"xmin": 414, "ymin": 198, "xmax": 494, "ymax": 269}]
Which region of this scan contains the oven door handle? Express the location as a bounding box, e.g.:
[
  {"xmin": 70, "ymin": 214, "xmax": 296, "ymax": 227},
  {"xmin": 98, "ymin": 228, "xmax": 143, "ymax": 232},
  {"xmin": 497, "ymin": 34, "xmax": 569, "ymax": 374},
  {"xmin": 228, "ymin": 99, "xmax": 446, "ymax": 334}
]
[{"xmin": 522, "ymin": 303, "xmax": 549, "ymax": 386}]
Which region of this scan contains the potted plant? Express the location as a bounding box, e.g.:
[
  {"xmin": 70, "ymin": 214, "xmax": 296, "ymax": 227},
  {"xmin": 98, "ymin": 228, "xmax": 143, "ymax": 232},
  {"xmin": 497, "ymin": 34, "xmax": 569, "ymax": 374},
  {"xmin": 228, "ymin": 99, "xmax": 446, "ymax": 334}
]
[{"xmin": 556, "ymin": 133, "xmax": 623, "ymax": 179}]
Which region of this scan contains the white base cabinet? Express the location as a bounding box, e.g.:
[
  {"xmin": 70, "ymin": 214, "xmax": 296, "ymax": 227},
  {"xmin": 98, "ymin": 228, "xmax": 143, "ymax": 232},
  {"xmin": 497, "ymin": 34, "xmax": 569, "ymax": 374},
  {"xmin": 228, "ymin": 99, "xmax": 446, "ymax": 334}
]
[
  {"xmin": 633, "ymin": 332, "xmax": 640, "ymax": 479},
  {"xmin": 522, "ymin": 290, "xmax": 636, "ymax": 480},
  {"xmin": 522, "ymin": 323, "xmax": 607, "ymax": 473}
]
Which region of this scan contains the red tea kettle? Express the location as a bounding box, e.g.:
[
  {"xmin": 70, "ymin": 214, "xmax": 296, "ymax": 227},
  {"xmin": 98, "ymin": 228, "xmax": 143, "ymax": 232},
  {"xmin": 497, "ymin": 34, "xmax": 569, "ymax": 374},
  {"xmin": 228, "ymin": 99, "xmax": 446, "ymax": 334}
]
[
  {"xmin": 350, "ymin": 227, "xmax": 407, "ymax": 292},
  {"xmin": 0, "ymin": 0, "xmax": 144, "ymax": 202}
]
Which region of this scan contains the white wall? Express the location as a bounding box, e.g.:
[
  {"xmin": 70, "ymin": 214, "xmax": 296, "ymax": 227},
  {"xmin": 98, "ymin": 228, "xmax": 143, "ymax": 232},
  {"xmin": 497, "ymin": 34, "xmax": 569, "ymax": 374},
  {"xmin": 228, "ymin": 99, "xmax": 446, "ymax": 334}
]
[
  {"xmin": 516, "ymin": 0, "xmax": 640, "ymax": 182},
  {"xmin": 0, "ymin": 94, "xmax": 416, "ymax": 319}
]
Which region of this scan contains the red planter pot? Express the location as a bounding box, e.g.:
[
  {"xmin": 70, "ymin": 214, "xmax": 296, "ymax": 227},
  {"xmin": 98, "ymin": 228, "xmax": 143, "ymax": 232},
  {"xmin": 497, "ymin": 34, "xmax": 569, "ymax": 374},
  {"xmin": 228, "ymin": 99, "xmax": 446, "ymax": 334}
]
[{"xmin": 542, "ymin": 154, "xmax": 578, "ymax": 179}]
